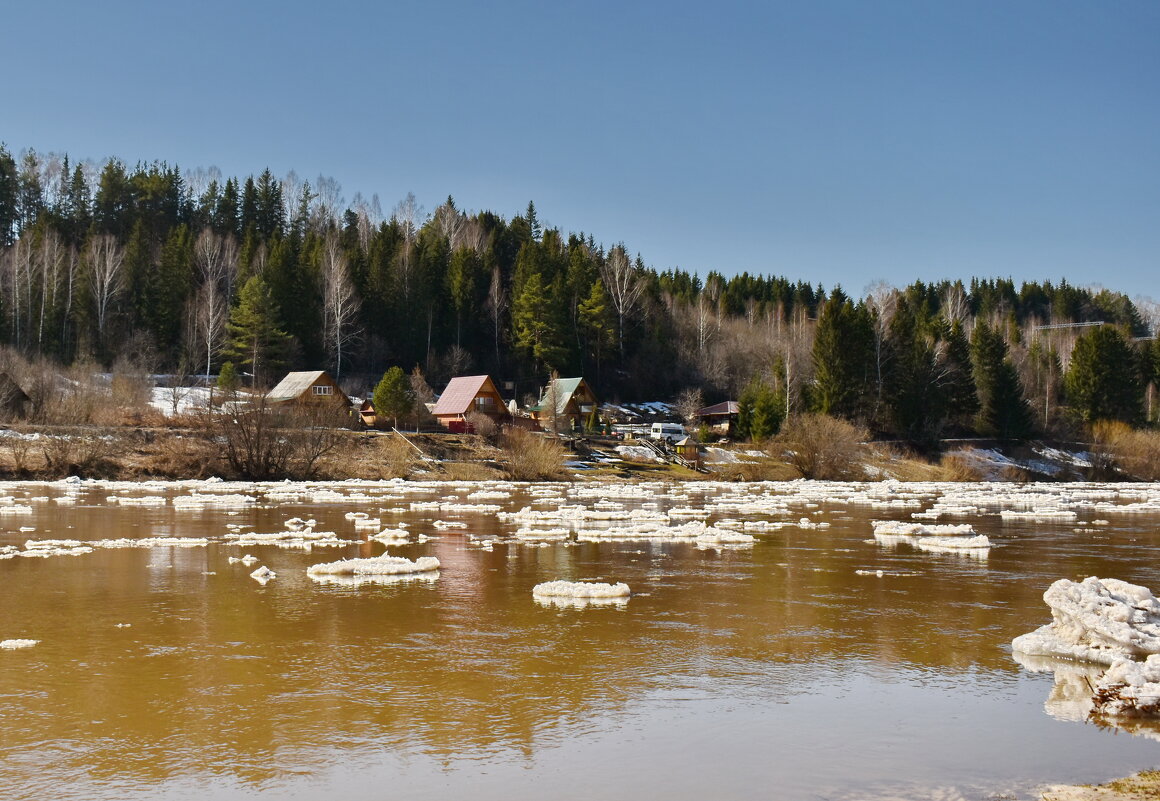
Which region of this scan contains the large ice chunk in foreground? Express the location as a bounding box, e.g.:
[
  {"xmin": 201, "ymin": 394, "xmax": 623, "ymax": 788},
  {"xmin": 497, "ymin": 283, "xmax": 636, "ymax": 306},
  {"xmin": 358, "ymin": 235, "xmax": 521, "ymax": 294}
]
[
  {"xmin": 307, "ymin": 555, "xmax": 440, "ymax": 576},
  {"xmin": 1012, "ymin": 577, "xmax": 1160, "ymax": 666}
]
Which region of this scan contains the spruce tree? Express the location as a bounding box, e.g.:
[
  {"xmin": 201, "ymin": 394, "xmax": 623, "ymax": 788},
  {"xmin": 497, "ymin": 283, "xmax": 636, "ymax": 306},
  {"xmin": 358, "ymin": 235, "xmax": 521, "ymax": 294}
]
[
  {"xmin": 224, "ymin": 275, "xmax": 291, "ymax": 387},
  {"xmin": 970, "ymin": 321, "xmax": 1034, "ymax": 439},
  {"xmin": 1064, "ymin": 326, "xmax": 1144, "ymax": 425},
  {"xmin": 811, "ymin": 290, "xmax": 873, "ymax": 420}
]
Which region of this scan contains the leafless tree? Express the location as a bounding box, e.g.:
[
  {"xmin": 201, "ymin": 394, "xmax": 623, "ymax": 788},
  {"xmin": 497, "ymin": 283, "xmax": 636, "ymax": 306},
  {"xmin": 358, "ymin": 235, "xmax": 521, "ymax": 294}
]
[
  {"xmin": 941, "ymin": 281, "xmax": 971, "ymax": 325},
  {"xmin": 320, "ymin": 233, "xmax": 361, "ymax": 379},
  {"xmin": 85, "ymin": 234, "xmax": 125, "ymax": 346},
  {"xmin": 312, "ymin": 175, "xmax": 344, "ymax": 229},
  {"xmin": 485, "ymin": 264, "xmax": 508, "ymax": 365},
  {"xmin": 190, "ymin": 228, "xmax": 238, "ymax": 381},
  {"xmin": 349, "ymin": 192, "xmax": 383, "ymax": 252},
  {"xmin": 599, "ymin": 245, "xmax": 647, "ymax": 358},
  {"xmin": 392, "ymin": 192, "xmax": 424, "ymax": 298},
  {"xmin": 675, "ymin": 387, "xmax": 704, "ymax": 430},
  {"xmin": 865, "ymin": 281, "xmax": 899, "ymax": 419}
]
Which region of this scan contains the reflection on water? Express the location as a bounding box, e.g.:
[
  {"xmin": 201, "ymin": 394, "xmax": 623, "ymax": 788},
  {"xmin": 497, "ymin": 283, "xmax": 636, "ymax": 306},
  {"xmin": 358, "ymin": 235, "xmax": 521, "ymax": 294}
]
[{"xmin": 1, "ymin": 478, "xmax": 1159, "ymax": 800}]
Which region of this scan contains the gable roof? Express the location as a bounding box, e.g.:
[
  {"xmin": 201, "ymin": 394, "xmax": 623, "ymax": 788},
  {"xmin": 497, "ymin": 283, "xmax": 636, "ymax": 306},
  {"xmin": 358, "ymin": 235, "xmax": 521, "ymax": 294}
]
[
  {"xmin": 267, "ymin": 371, "xmax": 330, "ymax": 402},
  {"xmin": 698, "ymin": 401, "xmax": 739, "ymax": 417},
  {"xmin": 533, "ymin": 377, "xmax": 591, "ymax": 415},
  {"xmin": 432, "ymin": 375, "xmax": 493, "ymax": 416}
]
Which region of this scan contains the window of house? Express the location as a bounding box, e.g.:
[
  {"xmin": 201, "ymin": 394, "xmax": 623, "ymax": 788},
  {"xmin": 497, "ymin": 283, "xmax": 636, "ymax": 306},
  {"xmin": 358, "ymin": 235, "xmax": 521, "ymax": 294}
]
[
  {"xmin": 476, "ymin": 396, "xmax": 494, "ymax": 407},
  {"xmin": 312, "ymin": 385, "xmax": 333, "ymax": 395}
]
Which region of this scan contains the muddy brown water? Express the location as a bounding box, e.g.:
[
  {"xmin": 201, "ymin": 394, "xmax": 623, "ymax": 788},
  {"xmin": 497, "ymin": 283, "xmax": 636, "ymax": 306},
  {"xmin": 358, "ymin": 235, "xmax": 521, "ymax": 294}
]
[{"xmin": 1, "ymin": 479, "xmax": 1158, "ymax": 800}]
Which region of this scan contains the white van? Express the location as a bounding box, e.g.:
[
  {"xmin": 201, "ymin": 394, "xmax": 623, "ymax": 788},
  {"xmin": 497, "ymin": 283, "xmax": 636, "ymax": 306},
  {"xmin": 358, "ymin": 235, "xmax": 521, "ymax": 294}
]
[{"xmin": 650, "ymin": 422, "xmax": 687, "ymax": 443}]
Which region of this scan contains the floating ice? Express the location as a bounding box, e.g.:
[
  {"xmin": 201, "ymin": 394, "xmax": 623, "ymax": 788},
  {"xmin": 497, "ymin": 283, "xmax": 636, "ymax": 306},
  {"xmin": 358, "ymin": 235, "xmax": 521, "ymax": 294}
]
[
  {"xmin": 1012, "ymin": 577, "xmax": 1160, "ymax": 666},
  {"xmin": 250, "ymin": 566, "xmax": 275, "ymax": 582},
  {"xmin": 309, "ymin": 570, "xmax": 440, "ymax": 587},
  {"xmin": 1092, "ymin": 654, "xmax": 1160, "ymax": 717},
  {"xmin": 228, "ymin": 554, "xmax": 259, "ymax": 566},
  {"xmin": 532, "ymin": 580, "xmax": 631, "ymax": 599},
  {"xmin": 0, "ymin": 639, "xmax": 39, "ymax": 649},
  {"xmin": 306, "ymin": 555, "xmax": 440, "ymax": 576}
]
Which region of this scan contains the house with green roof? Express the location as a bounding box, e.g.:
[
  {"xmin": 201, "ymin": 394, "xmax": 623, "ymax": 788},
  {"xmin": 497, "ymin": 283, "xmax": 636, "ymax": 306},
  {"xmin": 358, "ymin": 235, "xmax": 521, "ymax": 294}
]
[{"xmin": 530, "ymin": 377, "xmax": 599, "ymax": 433}]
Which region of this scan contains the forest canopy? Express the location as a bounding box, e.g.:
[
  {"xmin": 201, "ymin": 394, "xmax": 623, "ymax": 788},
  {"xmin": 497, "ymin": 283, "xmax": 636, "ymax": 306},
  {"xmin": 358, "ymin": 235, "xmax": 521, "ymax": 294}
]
[{"xmin": 1, "ymin": 144, "xmax": 1156, "ymax": 441}]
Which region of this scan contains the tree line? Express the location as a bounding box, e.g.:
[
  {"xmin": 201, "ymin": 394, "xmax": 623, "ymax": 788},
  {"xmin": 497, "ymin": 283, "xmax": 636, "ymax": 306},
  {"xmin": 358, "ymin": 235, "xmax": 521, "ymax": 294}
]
[{"xmin": 1, "ymin": 144, "xmax": 1157, "ymax": 443}]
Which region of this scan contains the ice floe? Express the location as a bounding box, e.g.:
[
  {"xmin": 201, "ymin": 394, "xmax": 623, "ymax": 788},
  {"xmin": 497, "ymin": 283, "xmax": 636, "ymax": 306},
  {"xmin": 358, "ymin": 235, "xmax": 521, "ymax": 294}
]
[
  {"xmin": 250, "ymin": 566, "xmax": 276, "ymax": 583},
  {"xmin": 532, "ymin": 580, "xmax": 631, "ymax": 599},
  {"xmin": 0, "ymin": 639, "xmax": 39, "ymax": 649},
  {"xmin": 1012, "ymin": 577, "xmax": 1160, "ymax": 666},
  {"xmin": 306, "ymin": 555, "xmax": 440, "ymax": 576}
]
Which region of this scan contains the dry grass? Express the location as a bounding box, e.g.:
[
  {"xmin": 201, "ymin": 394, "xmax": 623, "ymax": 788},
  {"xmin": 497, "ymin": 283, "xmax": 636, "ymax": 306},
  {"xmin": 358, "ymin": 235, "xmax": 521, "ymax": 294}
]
[
  {"xmin": 500, "ymin": 426, "xmax": 567, "ymax": 481},
  {"xmin": 937, "ymin": 452, "xmax": 984, "ymax": 482},
  {"xmin": 1091, "ymin": 421, "xmax": 1160, "ymax": 481},
  {"xmin": 379, "ymin": 434, "xmax": 422, "ymax": 478}
]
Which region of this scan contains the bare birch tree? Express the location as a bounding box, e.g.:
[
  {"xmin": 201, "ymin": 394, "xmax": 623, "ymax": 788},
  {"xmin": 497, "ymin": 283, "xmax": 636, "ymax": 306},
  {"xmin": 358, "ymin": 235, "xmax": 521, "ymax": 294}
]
[
  {"xmin": 320, "ymin": 233, "xmax": 360, "ymax": 379},
  {"xmin": 392, "ymin": 192, "xmax": 423, "ymax": 299},
  {"xmin": 599, "ymin": 244, "xmax": 647, "ymax": 358},
  {"xmin": 865, "ymin": 281, "xmax": 899, "ymax": 419},
  {"xmin": 86, "ymin": 234, "xmax": 125, "ymax": 346},
  {"xmin": 485, "ymin": 264, "xmax": 508, "ymax": 365},
  {"xmin": 191, "ymin": 228, "xmax": 238, "ymax": 381}
]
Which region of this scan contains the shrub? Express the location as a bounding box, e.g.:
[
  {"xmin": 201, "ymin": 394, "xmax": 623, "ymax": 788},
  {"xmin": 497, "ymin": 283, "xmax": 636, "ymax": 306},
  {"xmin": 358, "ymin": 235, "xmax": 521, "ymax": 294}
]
[
  {"xmin": 774, "ymin": 413, "xmax": 868, "ymax": 480},
  {"xmin": 501, "ymin": 426, "xmax": 566, "ymax": 481}
]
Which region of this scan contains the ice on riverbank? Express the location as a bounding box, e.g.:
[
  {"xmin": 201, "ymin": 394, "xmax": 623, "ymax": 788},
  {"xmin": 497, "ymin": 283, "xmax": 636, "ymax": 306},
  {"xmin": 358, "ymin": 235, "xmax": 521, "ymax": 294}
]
[{"xmin": 1012, "ymin": 577, "xmax": 1160, "ymax": 666}]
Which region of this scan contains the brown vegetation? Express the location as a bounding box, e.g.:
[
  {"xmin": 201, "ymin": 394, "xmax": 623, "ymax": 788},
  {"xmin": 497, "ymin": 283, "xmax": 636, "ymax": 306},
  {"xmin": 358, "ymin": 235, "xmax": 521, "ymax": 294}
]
[
  {"xmin": 500, "ymin": 426, "xmax": 567, "ymax": 481},
  {"xmin": 774, "ymin": 413, "xmax": 869, "ymax": 480},
  {"xmin": 1090, "ymin": 421, "xmax": 1160, "ymax": 481}
]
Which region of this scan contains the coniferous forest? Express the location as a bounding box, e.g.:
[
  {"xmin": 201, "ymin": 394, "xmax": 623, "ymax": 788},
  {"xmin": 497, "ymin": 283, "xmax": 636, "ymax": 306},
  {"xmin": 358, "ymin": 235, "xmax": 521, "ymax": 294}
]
[{"xmin": 1, "ymin": 145, "xmax": 1157, "ymax": 443}]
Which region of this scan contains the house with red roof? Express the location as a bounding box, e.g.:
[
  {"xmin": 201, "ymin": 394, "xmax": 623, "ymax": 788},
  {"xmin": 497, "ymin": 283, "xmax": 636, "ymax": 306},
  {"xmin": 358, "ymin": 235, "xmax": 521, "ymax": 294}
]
[{"xmin": 431, "ymin": 375, "xmax": 509, "ymax": 431}]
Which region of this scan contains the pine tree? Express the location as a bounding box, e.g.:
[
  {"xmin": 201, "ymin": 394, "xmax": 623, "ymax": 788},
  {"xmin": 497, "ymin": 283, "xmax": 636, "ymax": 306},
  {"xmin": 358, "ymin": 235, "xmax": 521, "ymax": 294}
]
[
  {"xmin": 224, "ymin": 275, "xmax": 291, "ymax": 387},
  {"xmin": 1064, "ymin": 326, "xmax": 1144, "ymax": 425},
  {"xmin": 373, "ymin": 366, "xmax": 414, "ymax": 429}
]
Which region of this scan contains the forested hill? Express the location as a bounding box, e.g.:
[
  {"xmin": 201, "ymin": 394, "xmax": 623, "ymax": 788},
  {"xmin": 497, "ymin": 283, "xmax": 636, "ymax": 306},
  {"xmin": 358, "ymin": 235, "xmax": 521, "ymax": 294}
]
[{"xmin": 0, "ymin": 146, "xmax": 1156, "ymax": 440}]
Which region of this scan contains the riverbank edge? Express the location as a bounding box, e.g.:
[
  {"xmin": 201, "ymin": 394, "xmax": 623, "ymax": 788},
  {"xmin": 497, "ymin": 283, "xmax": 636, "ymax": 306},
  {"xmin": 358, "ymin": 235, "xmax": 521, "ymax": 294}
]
[
  {"xmin": 1040, "ymin": 770, "xmax": 1160, "ymax": 800},
  {"xmin": 0, "ymin": 425, "xmax": 1132, "ymax": 483}
]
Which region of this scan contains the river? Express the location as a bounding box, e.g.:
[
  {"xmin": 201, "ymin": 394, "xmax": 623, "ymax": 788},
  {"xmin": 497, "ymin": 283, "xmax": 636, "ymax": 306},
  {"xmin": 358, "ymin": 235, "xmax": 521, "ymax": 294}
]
[{"xmin": 1, "ymin": 478, "xmax": 1158, "ymax": 800}]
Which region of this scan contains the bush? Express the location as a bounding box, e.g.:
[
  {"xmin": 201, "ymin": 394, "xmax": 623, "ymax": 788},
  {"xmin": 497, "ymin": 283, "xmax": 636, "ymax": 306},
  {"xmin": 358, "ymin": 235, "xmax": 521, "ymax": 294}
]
[
  {"xmin": 774, "ymin": 413, "xmax": 869, "ymax": 480},
  {"xmin": 501, "ymin": 426, "xmax": 566, "ymax": 481}
]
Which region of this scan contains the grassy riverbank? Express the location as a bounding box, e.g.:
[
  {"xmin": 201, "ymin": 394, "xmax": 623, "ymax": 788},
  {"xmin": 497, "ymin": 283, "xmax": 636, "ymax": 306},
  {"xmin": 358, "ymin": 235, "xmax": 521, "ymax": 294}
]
[{"xmin": 0, "ymin": 423, "xmax": 1134, "ymax": 483}]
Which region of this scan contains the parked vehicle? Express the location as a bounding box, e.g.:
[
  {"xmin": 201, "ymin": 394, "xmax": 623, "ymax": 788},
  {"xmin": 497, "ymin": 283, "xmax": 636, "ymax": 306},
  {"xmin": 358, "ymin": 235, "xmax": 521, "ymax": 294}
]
[{"xmin": 650, "ymin": 422, "xmax": 686, "ymax": 443}]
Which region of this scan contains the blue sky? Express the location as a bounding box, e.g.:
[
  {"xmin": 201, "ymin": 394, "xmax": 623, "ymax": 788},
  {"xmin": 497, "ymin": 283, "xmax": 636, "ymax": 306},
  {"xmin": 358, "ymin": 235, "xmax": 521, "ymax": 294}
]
[{"xmin": 4, "ymin": 0, "xmax": 1157, "ymax": 300}]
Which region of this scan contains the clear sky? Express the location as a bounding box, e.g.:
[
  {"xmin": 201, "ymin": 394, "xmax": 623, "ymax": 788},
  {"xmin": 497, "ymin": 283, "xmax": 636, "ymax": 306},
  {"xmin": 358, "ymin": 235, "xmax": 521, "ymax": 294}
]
[{"xmin": 4, "ymin": 0, "xmax": 1157, "ymax": 301}]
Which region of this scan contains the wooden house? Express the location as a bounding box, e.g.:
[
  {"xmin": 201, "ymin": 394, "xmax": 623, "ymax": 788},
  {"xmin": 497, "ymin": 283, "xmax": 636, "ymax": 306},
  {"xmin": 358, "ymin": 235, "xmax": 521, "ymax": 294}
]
[
  {"xmin": 266, "ymin": 371, "xmax": 351, "ymax": 407},
  {"xmin": 696, "ymin": 400, "xmax": 739, "ymax": 435},
  {"xmin": 530, "ymin": 377, "xmax": 599, "ymax": 432},
  {"xmin": 432, "ymin": 375, "xmax": 509, "ymax": 431}
]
